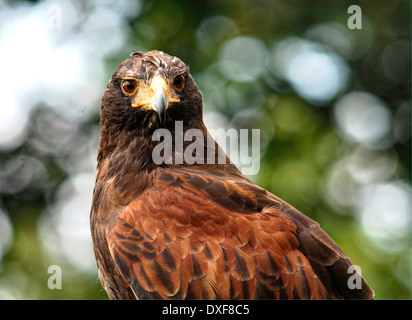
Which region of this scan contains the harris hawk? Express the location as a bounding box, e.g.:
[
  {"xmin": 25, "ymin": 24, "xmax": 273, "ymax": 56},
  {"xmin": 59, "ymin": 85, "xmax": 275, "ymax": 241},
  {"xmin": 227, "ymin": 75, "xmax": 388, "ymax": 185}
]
[{"xmin": 90, "ymin": 50, "xmax": 374, "ymax": 300}]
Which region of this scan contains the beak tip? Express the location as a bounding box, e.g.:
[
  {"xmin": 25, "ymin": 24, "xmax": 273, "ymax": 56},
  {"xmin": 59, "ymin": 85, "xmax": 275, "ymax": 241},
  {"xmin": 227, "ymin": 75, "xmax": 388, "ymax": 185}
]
[
  {"xmin": 149, "ymin": 87, "xmax": 169, "ymax": 126},
  {"xmin": 158, "ymin": 111, "xmax": 166, "ymax": 125}
]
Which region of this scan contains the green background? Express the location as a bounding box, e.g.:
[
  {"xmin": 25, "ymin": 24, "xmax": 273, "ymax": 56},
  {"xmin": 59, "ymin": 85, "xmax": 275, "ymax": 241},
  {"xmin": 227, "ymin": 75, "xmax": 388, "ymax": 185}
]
[{"xmin": 0, "ymin": 0, "xmax": 410, "ymax": 299}]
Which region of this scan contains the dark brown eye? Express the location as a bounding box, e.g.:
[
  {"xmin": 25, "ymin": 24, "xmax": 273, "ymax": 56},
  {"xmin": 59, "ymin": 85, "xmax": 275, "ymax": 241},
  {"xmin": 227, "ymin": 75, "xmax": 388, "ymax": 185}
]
[
  {"xmin": 172, "ymin": 74, "xmax": 185, "ymax": 90},
  {"xmin": 121, "ymin": 79, "xmax": 138, "ymax": 95}
]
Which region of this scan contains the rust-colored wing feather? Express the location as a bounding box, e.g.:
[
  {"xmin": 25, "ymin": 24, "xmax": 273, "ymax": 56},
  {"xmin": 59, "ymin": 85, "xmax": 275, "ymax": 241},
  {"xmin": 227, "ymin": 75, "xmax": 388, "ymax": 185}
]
[{"xmin": 103, "ymin": 168, "xmax": 374, "ymax": 299}]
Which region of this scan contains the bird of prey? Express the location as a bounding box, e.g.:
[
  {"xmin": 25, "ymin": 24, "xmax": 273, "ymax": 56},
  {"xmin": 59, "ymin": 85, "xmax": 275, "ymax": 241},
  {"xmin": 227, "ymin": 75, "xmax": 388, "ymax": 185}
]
[{"xmin": 90, "ymin": 50, "xmax": 374, "ymax": 300}]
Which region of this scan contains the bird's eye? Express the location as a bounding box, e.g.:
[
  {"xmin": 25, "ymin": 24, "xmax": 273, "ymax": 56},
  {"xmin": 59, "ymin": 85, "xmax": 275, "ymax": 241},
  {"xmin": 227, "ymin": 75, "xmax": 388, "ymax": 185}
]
[
  {"xmin": 172, "ymin": 74, "xmax": 185, "ymax": 91},
  {"xmin": 121, "ymin": 79, "xmax": 138, "ymax": 95}
]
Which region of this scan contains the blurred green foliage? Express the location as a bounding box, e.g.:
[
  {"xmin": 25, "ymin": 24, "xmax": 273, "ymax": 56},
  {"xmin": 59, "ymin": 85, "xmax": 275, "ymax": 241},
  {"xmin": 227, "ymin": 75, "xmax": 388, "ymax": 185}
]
[{"xmin": 0, "ymin": 0, "xmax": 410, "ymax": 299}]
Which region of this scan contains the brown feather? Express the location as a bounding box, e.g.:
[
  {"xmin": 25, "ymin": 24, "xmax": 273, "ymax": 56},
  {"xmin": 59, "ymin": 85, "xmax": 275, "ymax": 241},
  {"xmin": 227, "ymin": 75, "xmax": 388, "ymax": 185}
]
[{"xmin": 90, "ymin": 50, "xmax": 374, "ymax": 300}]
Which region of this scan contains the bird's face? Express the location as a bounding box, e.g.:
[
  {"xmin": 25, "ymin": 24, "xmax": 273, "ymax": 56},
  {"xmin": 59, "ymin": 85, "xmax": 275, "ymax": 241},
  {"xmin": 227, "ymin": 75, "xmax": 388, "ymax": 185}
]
[{"xmin": 101, "ymin": 50, "xmax": 203, "ymax": 132}]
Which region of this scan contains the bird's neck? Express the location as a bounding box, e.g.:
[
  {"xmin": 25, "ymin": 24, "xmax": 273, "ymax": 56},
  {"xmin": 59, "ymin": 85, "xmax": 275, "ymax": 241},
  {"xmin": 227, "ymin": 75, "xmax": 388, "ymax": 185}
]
[
  {"xmin": 95, "ymin": 119, "xmax": 241, "ymax": 205},
  {"xmin": 97, "ymin": 119, "xmax": 222, "ymax": 178},
  {"xmin": 97, "ymin": 124, "xmax": 158, "ymax": 175},
  {"xmin": 95, "ymin": 124, "xmax": 160, "ymax": 205}
]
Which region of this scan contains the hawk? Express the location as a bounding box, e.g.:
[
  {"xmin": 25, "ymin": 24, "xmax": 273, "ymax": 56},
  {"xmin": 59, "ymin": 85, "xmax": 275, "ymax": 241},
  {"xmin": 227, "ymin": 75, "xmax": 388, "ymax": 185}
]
[{"xmin": 90, "ymin": 50, "xmax": 374, "ymax": 299}]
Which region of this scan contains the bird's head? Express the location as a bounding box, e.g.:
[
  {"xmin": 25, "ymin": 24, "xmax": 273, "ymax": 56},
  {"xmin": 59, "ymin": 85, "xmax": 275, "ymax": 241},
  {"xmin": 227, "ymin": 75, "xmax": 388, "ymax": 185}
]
[{"xmin": 100, "ymin": 50, "xmax": 203, "ymax": 132}]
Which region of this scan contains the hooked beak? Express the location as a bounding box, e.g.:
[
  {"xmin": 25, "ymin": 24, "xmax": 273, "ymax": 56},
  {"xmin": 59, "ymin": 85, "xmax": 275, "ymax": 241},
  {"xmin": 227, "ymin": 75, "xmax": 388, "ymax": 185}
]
[
  {"xmin": 131, "ymin": 75, "xmax": 180, "ymax": 125},
  {"xmin": 149, "ymin": 86, "xmax": 168, "ymax": 125}
]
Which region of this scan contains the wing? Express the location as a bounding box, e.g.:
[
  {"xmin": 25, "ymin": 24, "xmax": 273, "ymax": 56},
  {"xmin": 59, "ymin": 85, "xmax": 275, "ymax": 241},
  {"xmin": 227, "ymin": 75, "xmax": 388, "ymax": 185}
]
[{"xmin": 106, "ymin": 168, "xmax": 374, "ymax": 299}]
